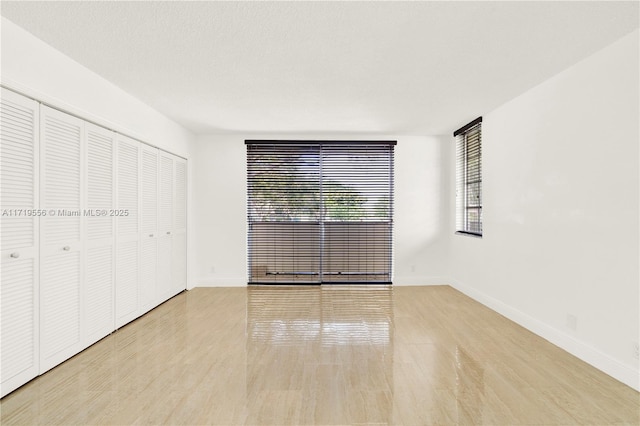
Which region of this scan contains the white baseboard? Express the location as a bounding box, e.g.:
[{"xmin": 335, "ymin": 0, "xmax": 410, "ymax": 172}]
[
  {"xmin": 197, "ymin": 276, "xmax": 247, "ymax": 287},
  {"xmin": 393, "ymin": 276, "xmax": 450, "ymax": 286},
  {"xmin": 198, "ymin": 276, "xmax": 450, "ymax": 287},
  {"xmin": 449, "ymin": 279, "xmax": 640, "ymax": 391}
]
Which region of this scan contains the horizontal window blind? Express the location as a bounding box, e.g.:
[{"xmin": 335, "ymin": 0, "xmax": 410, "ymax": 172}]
[
  {"xmin": 247, "ymin": 144, "xmax": 321, "ymax": 283},
  {"xmin": 246, "ymin": 141, "xmax": 395, "ymax": 284},
  {"xmin": 455, "ymin": 118, "xmax": 482, "ymax": 236}
]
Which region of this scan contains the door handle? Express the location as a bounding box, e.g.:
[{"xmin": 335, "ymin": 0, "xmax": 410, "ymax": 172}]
[
  {"xmin": 10, "ymin": 252, "xmax": 20, "ymax": 258},
  {"xmin": 63, "ymin": 246, "xmax": 71, "ymax": 251}
]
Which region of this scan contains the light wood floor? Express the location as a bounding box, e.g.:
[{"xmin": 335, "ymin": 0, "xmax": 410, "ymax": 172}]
[{"xmin": 1, "ymin": 286, "xmax": 638, "ymax": 425}]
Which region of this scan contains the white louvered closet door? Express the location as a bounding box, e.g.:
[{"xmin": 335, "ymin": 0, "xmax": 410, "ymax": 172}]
[
  {"xmin": 140, "ymin": 144, "xmax": 158, "ymax": 314},
  {"xmin": 115, "ymin": 135, "xmax": 140, "ymax": 328},
  {"xmin": 39, "ymin": 106, "xmax": 84, "ymax": 373},
  {"xmin": 84, "ymin": 123, "xmax": 115, "ymax": 344},
  {"xmin": 172, "ymin": 156, "xmax": 187, "ymax": 293},
  {"xmin": 0, "ymin": 89, "xmax": 40, "ymax": 397},
  {"xmin": 157, "ymin": 151, "xmax": 174, "ymax": 303}
]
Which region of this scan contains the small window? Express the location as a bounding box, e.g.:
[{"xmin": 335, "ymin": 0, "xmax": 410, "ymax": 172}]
[{"xmin": 454, "ymin": 117, "xmax": 482, "ymax": 236}]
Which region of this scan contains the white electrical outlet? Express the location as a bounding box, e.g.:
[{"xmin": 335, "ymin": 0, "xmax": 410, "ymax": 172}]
[
  {"xmin": 566, "ymin": 314, "xmax": 577, "ymax": 331},
  {"xmin": 633, "ymin": 342, "xmax": 639, "ymax": 360}
]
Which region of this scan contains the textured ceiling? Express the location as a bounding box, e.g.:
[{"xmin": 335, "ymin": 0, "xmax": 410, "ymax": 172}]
[{"xmin": 1, "ymin": 1, "xmax": 638, "ymax": 135}]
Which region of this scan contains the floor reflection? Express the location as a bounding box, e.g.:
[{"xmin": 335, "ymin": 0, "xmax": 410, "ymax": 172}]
[
  {"xmin": 246, "ymin": 286, "xmax": 394, "ymax": 424},
  {"xmin": 454, "ymin": 345, "xmax": 485, "ymax": 423}
]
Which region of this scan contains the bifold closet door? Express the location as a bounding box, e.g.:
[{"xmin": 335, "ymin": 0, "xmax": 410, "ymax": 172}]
[
  {"xmin": 84, "ymin": 123, "xmax": 115, "ymax": 343},
  {"xmin": 39, "ymin": 106, "xmax": 84, "ymax": 373},
  {"xmin": 115, "ymin": 135, "xmax": 140, "ymax": 328},
  {"xmin": 157, "ymin": 151, "xmax": 174, "ymax": 302},
  {"xmin": 0, "ymin": 89, "xmax": 40, "ymax": 397},
  {"xmin": 140, "ymin": 144, "xmax": 158, "ymax": 314},
  {"xmin": 172, "ymin": 156, "xmax": 187, "ymax": 293}
]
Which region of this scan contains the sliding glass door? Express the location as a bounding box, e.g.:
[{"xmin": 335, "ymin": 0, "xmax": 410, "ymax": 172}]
[{"xmin": 246, "ymin": 141, "xmax": 395, "ymax": 284}]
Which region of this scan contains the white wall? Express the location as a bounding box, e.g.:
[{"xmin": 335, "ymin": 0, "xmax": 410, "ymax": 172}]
[
  {"xmin": 1, "ymin": 17, "xmax": 198, "ymax": 288},
  {"xmin": 449, "ymin": 30, "xmax": 639, "ymax": 390},
  {"xmin": 193, "ymin": 135, "xmax": 247, "ymax": 286},
  {"xmin": 194, "ymin": 134, "xmax": 450, "ymax": 286},
  {"xmin": 394, "ymin": 136, "xmax": 450, "ymax": 285}
]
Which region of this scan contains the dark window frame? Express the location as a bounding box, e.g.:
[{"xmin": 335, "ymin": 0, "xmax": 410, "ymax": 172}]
[
  {"xmin": 454, "ymin": 118, "xmax": 483, "ymax": 237},
  {"xmin": 246, "ymin": 140, "xmax": 396, "ymax": 285}
]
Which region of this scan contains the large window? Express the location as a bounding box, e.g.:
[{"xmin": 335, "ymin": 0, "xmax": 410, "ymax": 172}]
[
  {"xmin": 454, "ymin": 117, "xmax": 482, "ymax": 236},
  {"xmin": 246, "ymin": 141, "xmax": 395, "ymax": 284}
]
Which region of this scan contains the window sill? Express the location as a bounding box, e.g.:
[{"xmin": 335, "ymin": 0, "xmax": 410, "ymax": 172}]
[{"xmin": 455, "ymin": 231, "xmax": 482, "ymax": 239}]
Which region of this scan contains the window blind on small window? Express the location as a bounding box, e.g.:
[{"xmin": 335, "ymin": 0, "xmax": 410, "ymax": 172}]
[
  {"xmin": 246, "ymin": 141, "xmax": 395, "ymax": 284},
  {"xmin": 454, "ymin": 118, "xmax": 482, "ymax": 236}
]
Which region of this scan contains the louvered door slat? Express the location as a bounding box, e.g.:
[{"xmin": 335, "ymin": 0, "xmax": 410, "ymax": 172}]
[
  {"xmin": 1, "ymin": 121, "xmax": 33, "ymax": 137},
  {"xmin": 1, "ymin": 142, "xmax": 33, "ymax": 157},
  {"xmin": 2, "ymin": 104, "xmax": 34, "ymax": 122}
]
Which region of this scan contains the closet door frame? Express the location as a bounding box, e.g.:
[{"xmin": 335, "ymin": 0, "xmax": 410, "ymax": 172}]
[{"xmin": 172, "ymin": 155, "xmax": 187, "ymax": 294}]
